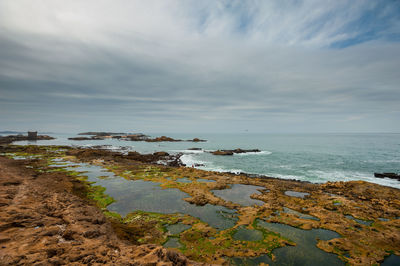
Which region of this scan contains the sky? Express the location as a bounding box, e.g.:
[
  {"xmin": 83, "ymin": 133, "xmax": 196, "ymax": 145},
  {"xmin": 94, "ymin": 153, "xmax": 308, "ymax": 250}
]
[{"xmin": 0, "ymin": 0, "xmax": 400, "ymax": 134}]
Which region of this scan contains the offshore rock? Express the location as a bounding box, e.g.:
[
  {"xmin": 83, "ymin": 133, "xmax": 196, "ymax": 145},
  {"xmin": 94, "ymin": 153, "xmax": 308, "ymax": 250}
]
[
  {"xmin": 192, "ymin": 138, "xmax": 206, "ymax": 142},
  {"xmin": 0, "ymin": 134, "xmax": 55, "ymax": 145},
  {"xmin": 212, "ymin": 150, "xmax": 234, "ymax": 155},
  {"xmin": 68, "ymin": 137, "xmax": 93, "ymax": 141},
  {"xmin": 78, "ymin": 132, "xmax": 128, "ymax": 136},
  {"xmin": 146, "ymin": 136, "xmax": 181, "ymax": 142},
  {"xmin": 211, "ymin": 149, "xmax": 261, "ymax": 155},
  {"xmin": 374, "ymin": 173, "xmax": 400, "ymax": 180}
]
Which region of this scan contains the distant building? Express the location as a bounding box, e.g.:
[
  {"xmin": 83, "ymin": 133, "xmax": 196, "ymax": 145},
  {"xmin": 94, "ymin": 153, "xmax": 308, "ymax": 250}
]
[{"xmin": 28, "ymin": 131, "xmax": 38, "ymax": 140}]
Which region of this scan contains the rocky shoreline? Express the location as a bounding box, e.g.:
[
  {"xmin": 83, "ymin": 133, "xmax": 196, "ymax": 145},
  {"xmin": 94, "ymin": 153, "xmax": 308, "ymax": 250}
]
[
  {"xmin": 211, "ymin": 149, "xmax": 261, "ymax": 155},
  {"xmin": 69, "ymin": 132, "xmax": 206, "ymax": 142},
  {"xmin": 1, "ymin": 144, "xmax": 399, "ymax": 265},
  {"xmin": 0, "ymin": 134, "xmax": 54, "ymax": 145}
]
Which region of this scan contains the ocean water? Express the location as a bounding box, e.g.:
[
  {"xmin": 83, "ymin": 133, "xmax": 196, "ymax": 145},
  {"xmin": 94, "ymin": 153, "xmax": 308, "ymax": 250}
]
[{"xmin": 14, "ymin": 132, "xmax": 400, "ymax": 188}]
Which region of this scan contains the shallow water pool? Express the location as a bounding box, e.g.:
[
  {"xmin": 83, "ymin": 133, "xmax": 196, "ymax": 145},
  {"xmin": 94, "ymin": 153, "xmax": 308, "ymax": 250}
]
[
  {"xmin": 212, "ymin": 184, "xmax": 265, "ymax": 206},
  {"xmin": 231, "ymin": 220, "xmax": 343, "ymax": 265}
]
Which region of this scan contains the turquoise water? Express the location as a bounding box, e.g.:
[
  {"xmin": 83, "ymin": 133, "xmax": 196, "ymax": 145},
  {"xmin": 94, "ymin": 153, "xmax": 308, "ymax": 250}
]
[{"xmin": 16, "ymin": 132, "xmax": 400, "ymax": 188}]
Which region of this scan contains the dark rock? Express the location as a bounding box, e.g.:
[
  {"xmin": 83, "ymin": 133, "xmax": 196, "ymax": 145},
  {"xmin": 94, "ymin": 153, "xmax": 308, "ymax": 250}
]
[
  {"xmin": 233, "ymin": 148, "xmax": 260, "ymax": 154},
  {"xmin": 212, "ymin": 150, "xmax": 234, "ymax": 156},
  {"xmin": 374, "ymin": 173, "xmax": 400, "ymax": 180},
  {"xmin": 153, "ymin": 152, "xmax": 169, "ymax": 157},
  {"xmin": 78, "ymin": 132, "xmax": 128, "ymax": 136},
  {"xmin": 0, "ymin": 134, "xmax": 55, "ymax": 144},
  {"xmin": 146, "ymin": 136, "xmax": 182, "ymax": 142},
  {"xmin": 68, "ymin": 137, "xmax": 93, "ymax": 141},
  {"xmin": 192, "ymin": 138, "xmax": 206, "ymax": 142},
  {"xmin": 188, "ymin": 148, "xmax": 202, "ymax": 151},
  {"xmin": 211, "ymin": 148, "xmax": 261, "ymax": 155}
]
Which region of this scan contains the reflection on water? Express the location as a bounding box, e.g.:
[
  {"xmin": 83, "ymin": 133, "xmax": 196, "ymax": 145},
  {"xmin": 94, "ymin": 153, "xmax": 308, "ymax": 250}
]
[
  {"xmin": 163, "ymin": 238, "xmax": 182, "ymax": 248},
  {"xmin": 54, "ymin": 161, "xmax": 238, "ymax": 230},
  {"xmin": 176, "ymin": 177, "xmax": 192, "ymax": 183},
  {"xmin": 345, "ymin": 215, "xmax": 372, "ymax": 226},
  {"xmin": 231, "ymin": 220, "xmax": 343, "ymax": 266},
  {"xmin": 196, "ymin": 178, "xmax": 216, "ymax": 183},
  {"xmin": 281, "ymin": 207, "xmax": 320, "ymax": 221},
  {"xmin": 166, "ymin": 223, "xmax": 191, "ymax": 235},
  {"xmin": 284, "ymin": 190, "xmax": 309, "ymax": 198},
  {"xmin": 233, "ymin": 226, "xmax": 263, "ymax": 241},
  {"xmin": 212, "ymin": 184, "xmax": 265, "ymax": 206},
  {"xmin": 382, "ymin": 254, "xmax": 400, "ymax": 266}
]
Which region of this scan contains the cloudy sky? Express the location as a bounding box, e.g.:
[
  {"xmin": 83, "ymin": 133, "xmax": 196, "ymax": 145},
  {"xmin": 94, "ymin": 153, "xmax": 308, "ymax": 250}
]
[{"xmin": 1, "ymin": 0, "xmax": 399, "ymax": 133}]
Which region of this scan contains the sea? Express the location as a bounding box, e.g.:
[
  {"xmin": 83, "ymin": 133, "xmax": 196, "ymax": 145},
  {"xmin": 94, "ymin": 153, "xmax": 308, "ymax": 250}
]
[{"xmin": 9, "ymin": 132, "xmax": 400, "ymax": 189}]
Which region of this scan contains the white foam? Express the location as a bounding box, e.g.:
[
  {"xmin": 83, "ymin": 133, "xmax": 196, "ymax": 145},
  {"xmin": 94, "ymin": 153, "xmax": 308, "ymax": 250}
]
[
  {"xmin": 180, "ymin": 154, "xmax": 206, "ymax": 166},
  {"xmin": 307, "ymin": 170, "xmax": 400, "ymax": 189},
  {"xmin": 201, "ymin": 167, "xmax": 244, "ymax": 174}
]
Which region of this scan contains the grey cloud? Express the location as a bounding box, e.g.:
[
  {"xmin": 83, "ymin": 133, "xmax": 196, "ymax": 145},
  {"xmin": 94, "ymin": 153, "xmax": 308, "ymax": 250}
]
[{"xmin": 0, "ymin": 0, "xmax": 399, "ymax": 133}]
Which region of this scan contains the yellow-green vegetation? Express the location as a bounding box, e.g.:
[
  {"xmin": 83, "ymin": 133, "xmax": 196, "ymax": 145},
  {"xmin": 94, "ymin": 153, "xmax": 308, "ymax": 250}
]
[
  {"xmin": 103, "ymin": 210, "xmax": 200, "ymax": 245},
  {"xmin": 85, "ymin": 185, "xmax": 115, "ymax": 209},
  {"xmin": 178, "ymin": 220, "xmax": 293, "ymax": 263}
]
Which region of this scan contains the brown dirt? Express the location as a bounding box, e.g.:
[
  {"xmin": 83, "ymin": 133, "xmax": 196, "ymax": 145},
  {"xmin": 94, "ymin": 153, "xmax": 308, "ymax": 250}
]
[{"xmin": 0, "ymin": 156, "xmax": 200, "ymax": 265}]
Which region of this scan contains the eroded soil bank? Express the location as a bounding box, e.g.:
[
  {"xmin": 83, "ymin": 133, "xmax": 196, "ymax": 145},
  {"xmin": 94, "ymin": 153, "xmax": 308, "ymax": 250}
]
[
  {"xmin": 0, "ymin": 155, "xmax": 199, "ymax": 265},
  {"xmin": 1, "ymin": 144, "xmax": 400, "ymax": 265}
]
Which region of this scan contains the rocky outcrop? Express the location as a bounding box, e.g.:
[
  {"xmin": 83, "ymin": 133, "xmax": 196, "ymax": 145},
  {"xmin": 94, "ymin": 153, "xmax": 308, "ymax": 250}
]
[
  {"xmin": 0, "ymin": 134, "xmax": 55, "ymax": 144},
  {"xmin": 374, "ymin": 173, "xmax": 400, "ymax": 180},
  {"xmin": 78, "ymin": 132, "xmax": 129, "ymax": 136},
  {"xmin": 68, "ymin": 137, "xmax": 93, "ymax": 141},
  {"xmin": 211, "ymin": 149, "xmax": 261, "ymax": 155},
  {"xmin": 66, "ymin": 148, "xmax": 182, "ymax": 166},
  {"xmin": 140, "ymin": 136, "xmax": 206, "ymax": 142},
  {"xmin": 145, "ymin": 136, "xmax": 181, "ymax": 142},
  {"xmin": 212, "ymin": 150, "xmax": 234, "ymax": 155},
  {"xmin": 192, "ymin": 138, "xmax": 206, "ymax": 142},
  {"xmin": 70, "ymin": 133, "xmax": 206, "ymax": 143}
]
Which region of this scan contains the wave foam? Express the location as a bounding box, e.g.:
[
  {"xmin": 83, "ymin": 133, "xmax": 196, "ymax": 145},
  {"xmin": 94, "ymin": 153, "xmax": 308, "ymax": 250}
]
[{"xmin": 180, "ymin": 154, "xmax": 206, "ymax": 166}]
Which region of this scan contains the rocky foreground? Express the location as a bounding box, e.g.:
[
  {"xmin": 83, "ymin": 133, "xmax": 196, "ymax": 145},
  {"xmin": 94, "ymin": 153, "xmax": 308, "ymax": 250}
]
[
  {"xmin": 0, "ymin": 156, "xmax": 199, "ymax": 265},
  {"xmin": 1, "ymin": 145, "xmax": 400, "ymax": 265}
]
